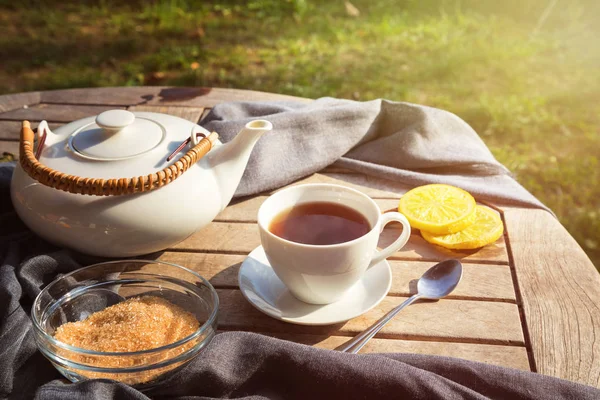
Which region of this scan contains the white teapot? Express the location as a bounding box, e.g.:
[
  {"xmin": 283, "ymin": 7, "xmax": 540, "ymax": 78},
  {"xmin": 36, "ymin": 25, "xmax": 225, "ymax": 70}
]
[{"xmin": 11, "ymin": 109, "xmax": 272, "ymax": 257}]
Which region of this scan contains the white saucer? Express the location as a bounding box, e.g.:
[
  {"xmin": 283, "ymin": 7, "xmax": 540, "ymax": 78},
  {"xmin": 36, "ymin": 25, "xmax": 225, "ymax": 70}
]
[{"xmin": 238, "ymin": 246, "xmax": 392, "ymax": 326}]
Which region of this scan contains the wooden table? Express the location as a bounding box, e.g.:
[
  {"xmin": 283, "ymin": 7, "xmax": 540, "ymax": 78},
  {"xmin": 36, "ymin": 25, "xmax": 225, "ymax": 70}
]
[{"xmin": 1, "ymin": 87, "xmax": 599, "ymax": 388}]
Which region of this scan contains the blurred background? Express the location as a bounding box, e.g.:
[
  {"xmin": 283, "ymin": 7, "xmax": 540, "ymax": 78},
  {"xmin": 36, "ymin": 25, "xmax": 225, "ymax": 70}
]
[{"xmin": 0, "ymin": 0, "xmax": 598, "ymax": 267}]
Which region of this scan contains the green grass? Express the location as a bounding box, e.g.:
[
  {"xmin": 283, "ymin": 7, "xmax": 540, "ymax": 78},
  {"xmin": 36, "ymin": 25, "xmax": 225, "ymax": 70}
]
[{"xmin": 1, "ymin": 0, "xmax": 599, "ymax": 267}]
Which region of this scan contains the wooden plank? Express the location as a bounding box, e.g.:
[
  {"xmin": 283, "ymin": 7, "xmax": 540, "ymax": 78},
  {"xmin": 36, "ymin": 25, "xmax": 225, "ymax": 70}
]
[
  {"xmin": 172, "ymin": 222, "xmax": 258, "ymax": 253},
  {"xmin": 0, "ymin": 104, "xmax": 122, "ymax": 123},
  {"xmin": 144, "ymin": 87, "xmax": 311, "ymax": 107},
  {"xmin": 215, "ymin": 195, "xmax": 267, "ymax": 222},
  {"xmin": 157, "ymin": 252, "xmax": 515, "ymax": 302},
  {"xmin": 255, "ymin": 332, "xmax": 530, "ymax": 370},
  {"xmin": 504, "ymin": 208, "xmax": 600, "ymax": 387},
  {"xmin": 128, "ymin": 105, "xmax": 204, "ymax": 123},
  {"xmin": 41, "ymin": 87, "xmax": 160, "ymax": 106},
  {"xmin": 40, "ymin": 87, "xmax": 311, "ymax": 107},
  {"xmin": 157, "ymin": 252, "xmax": 244, "ymax": 288},
  {"xmin": 171, "ymin": 222, "xmax": 509, "ymax": 264},
  {"xmin": 217, "ymin": 289, "xmax": 524, "ymax": 345},
  {"xmin": 0, "ymin": 120, "xmax": 62, "ymax": 141},
  {"xmin": 0, "ymin": 121, "xmax": 63, "ymax": 160},
  {"xmin": 0, "ymin": 91, "xmax": 40, "ymax": 113}
]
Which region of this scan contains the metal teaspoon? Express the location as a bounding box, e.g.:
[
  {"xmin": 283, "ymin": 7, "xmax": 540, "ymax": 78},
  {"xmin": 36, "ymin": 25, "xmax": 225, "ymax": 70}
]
[{"xmin": 339, "ymin": 259, "xmax": 463, "ymax": 353}]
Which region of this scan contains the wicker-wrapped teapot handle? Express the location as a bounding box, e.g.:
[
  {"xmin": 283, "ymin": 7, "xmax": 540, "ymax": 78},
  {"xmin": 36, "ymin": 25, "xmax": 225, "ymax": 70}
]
[{"xmin": 19, "ymin": 121, "xmax": 219, "ymax": 196}]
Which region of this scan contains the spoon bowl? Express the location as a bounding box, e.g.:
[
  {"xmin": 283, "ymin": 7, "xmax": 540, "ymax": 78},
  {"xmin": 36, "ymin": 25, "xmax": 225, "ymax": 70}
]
[{"xmin": 417, "ymin": 259, "xmax": 463, "ymax": 299}]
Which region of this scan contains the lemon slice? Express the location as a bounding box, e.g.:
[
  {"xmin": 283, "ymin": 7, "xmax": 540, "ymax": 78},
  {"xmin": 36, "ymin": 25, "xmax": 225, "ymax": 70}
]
[
  {"xmin": 421, "ymin": 205, "xmax": 504, "ymax": 250},
  {"xmin": 398, "ymin": 184, "xmax": 476, "ymax": 235}
]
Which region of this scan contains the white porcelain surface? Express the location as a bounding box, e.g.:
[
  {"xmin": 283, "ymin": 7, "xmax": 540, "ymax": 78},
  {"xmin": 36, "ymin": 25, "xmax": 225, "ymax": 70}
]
[
  {"xmin": 11, "ymin": 110, "xmax": 273, "ymax": 257},
  {"xmin": 95, "ymin": 109, "xmax": 135, "ymax": 130},
  {"xmin": 239, "ymin": 245, "xmax": 392, "ymax": 325},
  {"xmin": 258, "ymin": 183, "xmax": 411, "ymax": 305}
]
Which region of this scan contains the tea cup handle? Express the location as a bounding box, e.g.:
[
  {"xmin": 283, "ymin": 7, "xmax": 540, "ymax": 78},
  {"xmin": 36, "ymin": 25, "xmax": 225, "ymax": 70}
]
[{"xmin": 368, "ymin": 212, "xmax": 411, "ymax": 268}]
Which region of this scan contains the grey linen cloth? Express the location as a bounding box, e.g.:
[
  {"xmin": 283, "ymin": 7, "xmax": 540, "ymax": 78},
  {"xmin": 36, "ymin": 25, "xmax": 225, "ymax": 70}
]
[
  {"xmin": 201, "ymin": 97, "xmax": 547, "ymax": 210},
  {"xmin": 2, "ymin": 98, "xmax": 579, "ymax": 400}
]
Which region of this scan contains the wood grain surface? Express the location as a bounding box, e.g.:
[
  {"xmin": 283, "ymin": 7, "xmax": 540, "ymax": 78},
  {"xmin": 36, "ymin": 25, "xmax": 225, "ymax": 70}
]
[
  {"xmin": 504, "ymin": 208, "xmax": 600, "ymax": 386},
  {"xmin": 128, "ymin": 105, "xmax": 204, "ymax": 123},
  {"xmin": 217, "ymin": 289, "xmax": 524, "ymax": 345},
  {"xmin": 0, "ymin": 120, "xmax": 61, "ymax": 140},
  {"xmin": 0, "ymin": 91, "xmax": 40, "ymax": 113}
]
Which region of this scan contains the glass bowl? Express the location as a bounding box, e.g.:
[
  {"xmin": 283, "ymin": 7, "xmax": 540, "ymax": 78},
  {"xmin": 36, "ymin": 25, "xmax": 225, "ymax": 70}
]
[{"xmin": 32, "ymin": 260, "xmax": 219, "ymax": 389}]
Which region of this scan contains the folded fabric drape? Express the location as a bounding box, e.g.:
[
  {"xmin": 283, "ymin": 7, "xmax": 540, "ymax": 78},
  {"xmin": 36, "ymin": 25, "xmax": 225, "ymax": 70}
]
[{"xmin": 202, "ymin": 98, "xmax": 547, "ymax": 210}]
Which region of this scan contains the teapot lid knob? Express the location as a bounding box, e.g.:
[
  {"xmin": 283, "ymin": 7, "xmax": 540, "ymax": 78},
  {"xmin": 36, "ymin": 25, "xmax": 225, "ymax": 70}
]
[{"xmin": 96, "ymin": 110, "xmax": 135, "ymax": 131}]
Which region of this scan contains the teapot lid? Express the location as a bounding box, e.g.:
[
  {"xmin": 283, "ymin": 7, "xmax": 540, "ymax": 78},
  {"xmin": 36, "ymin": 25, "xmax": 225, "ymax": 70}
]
[
  {"xmin": 69, "ymin": 110, "xmax": 165, "ymax": 160},
  {"xmin": 35, "ymin": 109, "xmax": 214, "ymax": 180}
]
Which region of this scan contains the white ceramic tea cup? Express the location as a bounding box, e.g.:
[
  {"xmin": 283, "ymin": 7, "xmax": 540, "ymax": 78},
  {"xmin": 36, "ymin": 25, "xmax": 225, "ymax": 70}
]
[{"xmin": 258, "ymin": 183, "xmax": 411, "ymax": 305}]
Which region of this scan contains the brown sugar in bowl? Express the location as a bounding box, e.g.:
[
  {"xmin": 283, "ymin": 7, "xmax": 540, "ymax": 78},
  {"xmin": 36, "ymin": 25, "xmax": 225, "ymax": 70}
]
[{"xmin": 31, "ymin": 260, "xmax": 219, "ymax": 389}]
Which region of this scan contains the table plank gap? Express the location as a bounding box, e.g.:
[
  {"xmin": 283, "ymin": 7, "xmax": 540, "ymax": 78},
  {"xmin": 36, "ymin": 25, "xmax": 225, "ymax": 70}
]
[
  {"xmin": 502, "ymin": 210, "xmax": 538, "ymax": 374},
  {"xmin": 423, "ymin": 296, "xmax": 516, "ymax": 304},
  {"xmin": 217, "ymin": 326, "xmax": 526, "ymax": 347},
  {"xmin": 386, "ymin": 255, "xmax": 509, "ymax": 266},
  {"xmin": 164, "ymin": 248, "xmax": 251, "ymax": 255},
  {"xmin": 213, "ymin": 219, "xmax": 255, "ymax": 224}
]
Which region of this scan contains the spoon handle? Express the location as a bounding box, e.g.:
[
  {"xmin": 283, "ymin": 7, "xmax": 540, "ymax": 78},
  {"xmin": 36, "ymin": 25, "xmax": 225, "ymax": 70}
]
[{"xmin": 339, "ymin": 293, "xmax": 422, "ymax": 354}]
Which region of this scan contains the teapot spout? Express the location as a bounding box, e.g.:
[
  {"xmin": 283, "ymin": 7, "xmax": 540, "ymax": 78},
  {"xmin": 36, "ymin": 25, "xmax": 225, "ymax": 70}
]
[{"xmin": 207, "ymin": 120, "xmax": 273, "ymax": 209}]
